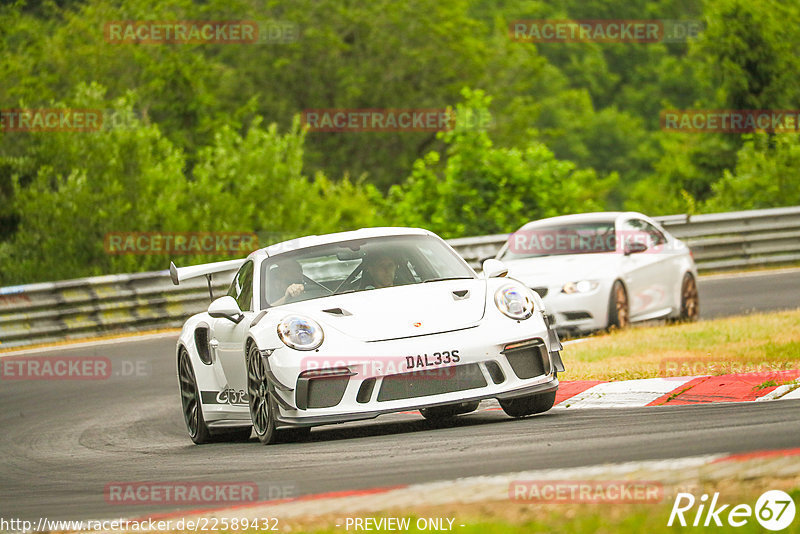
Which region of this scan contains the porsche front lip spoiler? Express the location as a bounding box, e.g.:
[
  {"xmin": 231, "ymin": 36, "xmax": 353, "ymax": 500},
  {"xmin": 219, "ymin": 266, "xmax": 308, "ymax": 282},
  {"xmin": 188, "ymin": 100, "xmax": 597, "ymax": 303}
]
[{"xmin": 274, "ymin": 376, "xmax": 559, "ymax": 427}]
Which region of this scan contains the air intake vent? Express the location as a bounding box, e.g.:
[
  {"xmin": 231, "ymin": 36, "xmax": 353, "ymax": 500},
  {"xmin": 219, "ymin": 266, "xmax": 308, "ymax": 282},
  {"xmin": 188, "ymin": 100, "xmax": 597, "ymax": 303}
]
[
  {"xmin": 485, "ymin": 361, "xmax": 505, "ymax": 384},
  {"xmin": 323, "ymin": 307, "xmax": 352, "ymax": 316},
  {"xmin": 377, "ymin": 364, "xmax": 486, "ymax": 402},
  {"xmin": 194, "ymin": 327, "xmax": 211, "ymax": 365},
  {"xmin": 357, "ymin": 378, "xmax": 376, "ymax": 403},
  {"xmin": 502, "ymin": 339, "xmax": 549, "ymax": 379},
  {"xmin": 563, "ymin": 311, "xmax": 592, "ymax": 320}
]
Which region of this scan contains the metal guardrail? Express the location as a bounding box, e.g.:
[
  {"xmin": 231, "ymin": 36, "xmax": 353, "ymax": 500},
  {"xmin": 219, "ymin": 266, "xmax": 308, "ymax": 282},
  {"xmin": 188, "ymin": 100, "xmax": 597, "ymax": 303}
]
[
  {"xmin": 1, "ymin": 206, "xmax": 799, "ymax": 349},
  {"xmin": 0, "ymin": 272, "xmax": 233, "ymax": 349}
]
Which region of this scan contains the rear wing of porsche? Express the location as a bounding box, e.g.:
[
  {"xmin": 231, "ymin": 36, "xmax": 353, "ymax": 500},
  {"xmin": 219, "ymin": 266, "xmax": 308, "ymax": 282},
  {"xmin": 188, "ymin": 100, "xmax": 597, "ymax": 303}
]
[{"xmin": 170, "ymin": 258, "xmax": 246, "ymax": 298}]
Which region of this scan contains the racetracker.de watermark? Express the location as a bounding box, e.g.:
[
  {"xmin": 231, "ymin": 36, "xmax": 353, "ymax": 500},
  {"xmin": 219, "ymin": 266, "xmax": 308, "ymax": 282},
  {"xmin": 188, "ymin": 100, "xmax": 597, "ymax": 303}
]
[
  {"xmin": 301, "ymin": 354, "xmax": 462, "ymax": 380},
  {"xmin": 509, "ymin": 19, "xmax": 702, "ymax": 43},
  {"xmin": 509, "ymin": 480, "xmax": 664, "ymax": 503},
  {"xmin": 660, "ymin": 359, "xmax": 797, "ymax": 378},
  {"xmin": 104, "ymin": 232, "xmax": 258, "ymax": 255},
  {"xmin": 661, "ymin": 109, "xmax": 800, "ymax": 133},
  {"xmin": 105, "ymin": 482, "xmax": 256, "ymax": 505},
  {"xmin": 1, "ymin": 108, "xmax": 148, "ymax": 132},
  {"xmin": 1, "ymin": 517, "xmax": 282, "ymax": 533},
  {"xmin": 0, "ymin": 356, "xmax": 151, "ymax": 380},
  {"xmin": 104, "ymin": 20, "xmax": 298, "ymax": 44},
  {"xmin": 300, "ymin": 108, "xmax": 492, "ymax": 132},
  {"xmin": 0, "ymin": 109, "xmax": 102, "ymax": 132},
  {"xmin": 104, "ymin": 481, "xmax": 296, "ymax": 505},
  {"xmin": 507, "ymin": 229, "xmax": 674, "ymax": 255}
]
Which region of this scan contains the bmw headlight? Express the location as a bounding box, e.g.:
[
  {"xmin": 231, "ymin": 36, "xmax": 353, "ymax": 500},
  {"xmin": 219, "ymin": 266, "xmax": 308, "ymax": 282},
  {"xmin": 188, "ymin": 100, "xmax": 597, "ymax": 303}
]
[
  {"xmin": 277, "ymin": 315, "xmax": 324, "ymax": 350},
  {"xmin": 562, "ymin": 280, "xmax": 599, "ymax": 294},
  {"xmin": 494, "ymin": 285, "xmax": 535, "ymax": 320}
]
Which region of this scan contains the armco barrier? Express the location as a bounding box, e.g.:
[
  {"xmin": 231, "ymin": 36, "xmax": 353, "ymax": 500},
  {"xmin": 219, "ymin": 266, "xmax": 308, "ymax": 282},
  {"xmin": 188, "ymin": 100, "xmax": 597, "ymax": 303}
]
[
  {"xmin": 1, "ymin": 206, "xmax": 798, "ymax": 348},
  {"xmin": 0, "ymin": 271, "xmax": 234, "ymax": 349}
]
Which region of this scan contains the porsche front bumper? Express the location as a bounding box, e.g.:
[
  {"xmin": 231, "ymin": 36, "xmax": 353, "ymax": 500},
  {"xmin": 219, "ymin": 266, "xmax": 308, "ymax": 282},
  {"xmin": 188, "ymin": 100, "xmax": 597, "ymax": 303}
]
[{"xmin": 265, "ymin": 318, "xmax": 562, "ymax": 427}]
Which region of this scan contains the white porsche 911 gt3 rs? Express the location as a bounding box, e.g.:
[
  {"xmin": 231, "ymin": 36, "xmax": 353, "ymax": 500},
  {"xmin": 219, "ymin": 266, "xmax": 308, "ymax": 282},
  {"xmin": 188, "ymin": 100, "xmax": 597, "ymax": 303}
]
[
  {"xmin": 495, "ymin": 212, "xmax": 699, "ymax": 336},
  {"xmin": 171, "ymin": 227, "xmax": 564, "ymax": 445}
]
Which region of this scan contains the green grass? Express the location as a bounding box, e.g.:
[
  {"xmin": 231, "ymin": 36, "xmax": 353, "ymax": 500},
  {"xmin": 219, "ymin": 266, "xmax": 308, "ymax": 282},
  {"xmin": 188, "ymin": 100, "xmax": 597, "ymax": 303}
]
[
  {"xmin": 561, "ymin": 309, "xmax": 800, "ymax": 381},
  {"xmin": 755, "ymin": 380, "xmax": 779, "ymax": 390}
]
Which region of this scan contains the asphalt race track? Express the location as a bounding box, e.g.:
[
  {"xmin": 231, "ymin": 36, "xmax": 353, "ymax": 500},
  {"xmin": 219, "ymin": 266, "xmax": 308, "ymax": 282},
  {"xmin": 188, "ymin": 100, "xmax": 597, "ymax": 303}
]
[
  {"xmin": 1, "ymin": 270, "xmax": 799, "ymax": 521},
  {"xmin": 698, "ymin": 269, "xmax": 800, "ymax": 318}
]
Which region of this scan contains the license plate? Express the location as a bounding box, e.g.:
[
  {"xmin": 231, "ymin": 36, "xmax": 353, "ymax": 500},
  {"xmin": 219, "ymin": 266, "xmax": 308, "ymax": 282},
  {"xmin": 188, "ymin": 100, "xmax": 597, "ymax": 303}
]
[{"xmin": 405, "ymin": 350, "xmax": 461, "ymax": 371}]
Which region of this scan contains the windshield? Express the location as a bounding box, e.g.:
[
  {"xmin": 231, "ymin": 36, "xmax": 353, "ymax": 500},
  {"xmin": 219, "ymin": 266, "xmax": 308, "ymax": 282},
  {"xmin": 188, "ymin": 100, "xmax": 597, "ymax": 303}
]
[
  {"xmin": 499, "ymin": 221, "xmax": 617, "ymax": 260},
  {"xmin": 260, "ymin": 234, "xmax": 475, "ymax": 308}
]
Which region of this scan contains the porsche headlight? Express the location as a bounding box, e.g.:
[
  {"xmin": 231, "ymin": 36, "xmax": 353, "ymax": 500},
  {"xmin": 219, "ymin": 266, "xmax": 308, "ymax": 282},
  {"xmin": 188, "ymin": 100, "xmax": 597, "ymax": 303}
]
[
  {"xmin": 494, "ymin": 285, "xmax": 535, "ymax": 320},
  {"xmin": 277, "ymin": 315, "xmax": 324, "ymax": 350},
  {"xmin": 562, "ymin": 280, "xmax": 599, "ymax": 294}
]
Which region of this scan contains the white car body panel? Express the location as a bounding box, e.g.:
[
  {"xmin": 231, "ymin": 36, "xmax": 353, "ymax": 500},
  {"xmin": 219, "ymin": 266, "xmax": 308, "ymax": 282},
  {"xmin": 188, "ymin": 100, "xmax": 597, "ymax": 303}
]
[{"xmin": 280, "ymin": 279, "xmax": 487, "ymax": 342}]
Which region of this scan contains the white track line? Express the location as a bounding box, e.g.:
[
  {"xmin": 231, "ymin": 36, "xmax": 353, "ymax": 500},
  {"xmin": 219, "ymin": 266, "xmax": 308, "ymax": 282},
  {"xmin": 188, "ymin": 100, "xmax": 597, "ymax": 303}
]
[
  {"xmin": 779, "ymin": 384, "xmax": 800, "ymax": 400},
  {"xmin": 700, "ymin": 267, "xmax": 800, "ymax": 281},
  {"xmin": 0, "ymin": 331, "xmax": 179, "ymax": 357},
  {"xmin": 560, "ymin": 377, "xmax": 697, "ymax": 408},
  {"xmin": 755, "ymin": 381, "xmax": 798, "ymax": 401}
]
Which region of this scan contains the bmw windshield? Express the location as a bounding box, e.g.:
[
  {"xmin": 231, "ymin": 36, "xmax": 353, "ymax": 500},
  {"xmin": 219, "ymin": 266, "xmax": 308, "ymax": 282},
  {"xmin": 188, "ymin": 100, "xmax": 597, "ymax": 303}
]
[{"xmin": 499, "ymin": 221, "xmax": 617, "ymax": 260}]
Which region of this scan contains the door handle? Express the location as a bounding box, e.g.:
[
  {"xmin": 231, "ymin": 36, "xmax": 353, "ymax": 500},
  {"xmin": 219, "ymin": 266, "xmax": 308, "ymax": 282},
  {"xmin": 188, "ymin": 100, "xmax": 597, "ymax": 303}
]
[{"xmin": 209, "ymin": 338, "xmax": 220, "ymax": 362}]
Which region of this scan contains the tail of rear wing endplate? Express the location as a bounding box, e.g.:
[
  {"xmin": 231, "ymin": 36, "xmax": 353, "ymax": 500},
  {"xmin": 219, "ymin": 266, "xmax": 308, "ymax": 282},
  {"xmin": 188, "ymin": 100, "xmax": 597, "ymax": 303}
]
[{"xmin": 170, "ymin": 258, "xmax": 246, "ymax": 300}]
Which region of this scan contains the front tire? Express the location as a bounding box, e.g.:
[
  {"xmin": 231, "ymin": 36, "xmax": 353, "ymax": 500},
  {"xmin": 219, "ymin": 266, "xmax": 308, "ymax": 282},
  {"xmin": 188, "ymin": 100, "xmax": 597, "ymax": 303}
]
[
  {"xmin": 499, "ymin": 391, "xmax": 557, "ymax": 418},
  {"xmin": 420, "ymin": 401, "xmax": 480, "ymax": 420},
  {"xmin": 247, "ymin": 344, "xmax": 277, "ymax": 445},
  {"xmin": 607, "ymin": 280, "xmax": 630, "ymax": 330},
  {"xmin": 178, "ymin": 349, "xmax": 213, "ymax": 444}
]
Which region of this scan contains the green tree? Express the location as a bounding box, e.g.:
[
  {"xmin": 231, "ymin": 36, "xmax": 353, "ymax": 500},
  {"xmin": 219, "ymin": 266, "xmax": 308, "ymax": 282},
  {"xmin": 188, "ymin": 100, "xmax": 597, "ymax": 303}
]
[
  {"xmin": 388, "ymin": 89, "xmax": 616, "ymax": 237},
  {"xmin": 641, "ymin": 0, "xmax": 800, "ymax": 212},
  {"xmin": 0, "ymin": 85, "xmax": 382, "ymax": 285},
  {"xmin": 704, "ymin": 133, "xmax": 800, "ymax": 212},
  {"xmin": 186, "ymin": 116, "xmax": 383, "ymax": 242},
  {"xmin": 0, "ymin": 85, "xmax": 189, "ymax": 284}
]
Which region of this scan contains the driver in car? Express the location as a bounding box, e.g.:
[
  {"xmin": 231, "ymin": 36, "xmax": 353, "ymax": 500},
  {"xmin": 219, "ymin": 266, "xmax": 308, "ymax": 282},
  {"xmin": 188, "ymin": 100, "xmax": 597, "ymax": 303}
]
[
  {"xmin": 360, "ymin": 252, "xmax": 399, "ymax": 289},
  {"xmin": 270, "ymin": 260, "xmax": 305, "ymax": 305}
]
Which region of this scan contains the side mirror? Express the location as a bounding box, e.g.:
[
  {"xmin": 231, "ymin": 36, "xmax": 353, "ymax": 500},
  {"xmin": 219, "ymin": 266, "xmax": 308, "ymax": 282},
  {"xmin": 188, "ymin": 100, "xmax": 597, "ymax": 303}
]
[
  {"xmin": 481, "ymin": 258, "xmax": 509, "ymax": 278},
  {"xmin": 208, "ymin": 296, "xmax": 244, "ymax": 323},
  {"xmin": 624, "ymin": 241, "xmax": 648, "ymax": 255}
]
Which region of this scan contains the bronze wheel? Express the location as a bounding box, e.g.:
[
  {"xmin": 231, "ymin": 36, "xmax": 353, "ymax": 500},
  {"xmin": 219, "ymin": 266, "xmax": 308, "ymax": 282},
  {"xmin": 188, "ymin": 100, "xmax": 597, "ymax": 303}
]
[
  {"xmin": 679, "ymin": 273, "xmax": 699, "ymax": 321},
  {"xmin": 608, "ymin": 281, "xmax": 629, "ymax": 329}
]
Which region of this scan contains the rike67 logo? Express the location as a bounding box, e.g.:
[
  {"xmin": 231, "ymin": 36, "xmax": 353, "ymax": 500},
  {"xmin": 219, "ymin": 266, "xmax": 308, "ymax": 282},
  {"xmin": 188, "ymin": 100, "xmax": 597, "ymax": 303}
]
[{"xmin": 669, "ymin": 490, "xmax": 796, "ymax": 530}]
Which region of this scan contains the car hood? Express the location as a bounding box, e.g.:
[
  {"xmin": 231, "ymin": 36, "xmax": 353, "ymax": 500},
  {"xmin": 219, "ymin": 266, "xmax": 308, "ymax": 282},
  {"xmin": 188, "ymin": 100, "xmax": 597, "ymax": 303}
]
[
  {"xmin": 278, "ymin": 279, "xmax": 486, "ymax": 342},
  {"xmin": 504, "ymin": 254, "xmax": 621, "ymax": 287}
]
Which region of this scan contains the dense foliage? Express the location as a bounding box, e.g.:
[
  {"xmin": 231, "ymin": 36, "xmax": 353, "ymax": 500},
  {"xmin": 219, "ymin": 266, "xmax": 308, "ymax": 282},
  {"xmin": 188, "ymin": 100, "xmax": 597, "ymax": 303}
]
[{"xmin": 1, "ymin": 0, "xmax": 798, "ymax": 284}]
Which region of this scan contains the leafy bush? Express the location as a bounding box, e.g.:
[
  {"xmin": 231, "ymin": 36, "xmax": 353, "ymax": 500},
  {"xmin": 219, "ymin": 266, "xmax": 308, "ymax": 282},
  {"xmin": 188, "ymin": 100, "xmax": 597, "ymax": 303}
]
[{"xmin": 387, "ymin": 89, "xmax": 616, "ymax": 237}]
